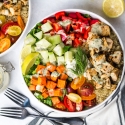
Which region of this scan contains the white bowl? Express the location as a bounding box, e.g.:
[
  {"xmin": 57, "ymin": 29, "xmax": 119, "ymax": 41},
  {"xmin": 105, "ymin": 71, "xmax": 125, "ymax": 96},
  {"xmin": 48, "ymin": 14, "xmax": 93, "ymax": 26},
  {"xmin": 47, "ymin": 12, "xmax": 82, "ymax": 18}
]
[
  {"xmin": 0, "ymin": 0, "xmax": 31, "ymax": 57},
  {"xmin": 21, "ymin": 9, "xmax": 125, "ymax": 117}
]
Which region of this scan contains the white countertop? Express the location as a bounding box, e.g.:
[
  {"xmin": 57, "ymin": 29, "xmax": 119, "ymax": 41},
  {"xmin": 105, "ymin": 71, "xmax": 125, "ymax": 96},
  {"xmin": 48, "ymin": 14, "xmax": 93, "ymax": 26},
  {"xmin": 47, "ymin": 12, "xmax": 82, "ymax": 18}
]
[{"xmin": 0, "ymin": 0, "xmax": 125, "ymax": 125}]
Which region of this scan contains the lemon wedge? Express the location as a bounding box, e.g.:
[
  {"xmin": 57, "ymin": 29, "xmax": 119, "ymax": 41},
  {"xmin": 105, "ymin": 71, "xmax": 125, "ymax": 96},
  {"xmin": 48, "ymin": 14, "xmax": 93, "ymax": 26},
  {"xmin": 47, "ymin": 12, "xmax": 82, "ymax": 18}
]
[
  {"xmin": 22, "ymin": 53, "xmax": 39, "ymax": 75},
  {"xmin": 21, "ymin": 45, "xmax": 32, "ymax": 61},
  {"xmin": 7, "ymin": 26, "xmax": 22, "ymax": 36},
  {"xmin": 103, "ymin": 0, "xmax": 125, "ymax": 18},
  {"xmin": 67, "ymin": 93, "xmax": 82, "ymax": 103}
]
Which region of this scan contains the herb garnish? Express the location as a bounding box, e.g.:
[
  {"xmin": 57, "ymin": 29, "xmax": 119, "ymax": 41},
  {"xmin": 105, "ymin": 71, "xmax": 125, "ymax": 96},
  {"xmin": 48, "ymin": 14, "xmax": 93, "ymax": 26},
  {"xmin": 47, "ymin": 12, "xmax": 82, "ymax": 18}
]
[{"xmin": 72, "ymin": 47, "xmax": 87, "ymax": 76}]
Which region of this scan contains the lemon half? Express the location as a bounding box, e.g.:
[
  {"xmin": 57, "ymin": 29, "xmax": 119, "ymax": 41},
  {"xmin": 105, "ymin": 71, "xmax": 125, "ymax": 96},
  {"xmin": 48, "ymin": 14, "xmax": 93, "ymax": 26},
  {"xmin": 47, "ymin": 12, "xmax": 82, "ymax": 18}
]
[
  {"xmin": 22, "ymin": 53, "xmax": 39, "ymax": 75},
  {"xmin": 103, "ymin": 0, "xmax": 125, "ymax": 18}
]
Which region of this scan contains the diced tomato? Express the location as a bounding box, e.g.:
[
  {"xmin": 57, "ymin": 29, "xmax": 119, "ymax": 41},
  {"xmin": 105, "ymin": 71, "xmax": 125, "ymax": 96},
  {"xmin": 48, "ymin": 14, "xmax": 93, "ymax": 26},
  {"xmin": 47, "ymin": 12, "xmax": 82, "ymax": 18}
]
[
  {"xmin": 90, "ymin": 19, "xmax": 99, "ymax": 25},
  {"xmin": 55, "ymin": 11, "xmax": 65, "ymax": 20},
  {"xmin": 55, "ymin": 102, "xmax": 66, "ymax": 110},
  {"xmin": 1, "ymin": 21, "xmax": 18, "ymax": 34},
  {"xmin": 73, "ymin": 38, "xmax": 81, "ymax": 47},
  {"xmin": 83, "ymin": 98, "xmax": 96, "ymax": 107},
  {"xmin": 64, "ymin": 96, "xmax": 76, "ymax": 112},
  {"xmin": 52, "ymin": 23, "xmax": 62, "ymax": 32},
  {"xmin": 0, "ymin": 31, "xmax": 5, "ymax": 39},
  {"xmin": 42, "ymin": 17, "xmax": 56, "ymax": 23},
  {"xmin": 75, "ymin": 33, "xmax": 83, "ymax": 39},
  {"xmin": 83, "ymin": 26, "xmax": 91, "ymax": 40},
  {"xmin": 77, "ymin": 83, "xmax": 94, "ymax": 96},
  {"xmin": 76, "ymin": 102, "xmax": 83, "ymax": 111}
]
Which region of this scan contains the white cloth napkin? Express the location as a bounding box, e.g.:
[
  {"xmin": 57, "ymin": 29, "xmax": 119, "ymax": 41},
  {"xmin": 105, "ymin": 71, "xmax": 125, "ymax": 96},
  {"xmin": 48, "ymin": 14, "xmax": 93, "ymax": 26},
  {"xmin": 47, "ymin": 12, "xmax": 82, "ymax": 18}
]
[{"xmin": 28, "ymin": 75, "xmax": 125, "ymax": 125}]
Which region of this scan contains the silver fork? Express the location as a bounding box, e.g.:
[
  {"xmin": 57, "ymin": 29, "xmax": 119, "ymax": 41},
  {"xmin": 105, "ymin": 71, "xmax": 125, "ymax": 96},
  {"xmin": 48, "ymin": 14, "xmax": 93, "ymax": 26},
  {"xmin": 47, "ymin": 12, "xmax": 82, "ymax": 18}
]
[
  {"xmin": 4, "ymin": 88, "xmax": 62, "ymax": 125},
  {"xmin": 0, "ymin": 107, "xmax": 84, "ymax": 125}
]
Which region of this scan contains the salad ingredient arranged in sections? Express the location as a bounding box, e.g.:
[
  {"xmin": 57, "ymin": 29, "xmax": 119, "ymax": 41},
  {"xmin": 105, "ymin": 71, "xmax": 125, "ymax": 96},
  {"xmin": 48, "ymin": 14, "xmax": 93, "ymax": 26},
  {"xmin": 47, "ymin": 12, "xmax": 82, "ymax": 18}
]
[{"xmin": 21, "ymin": 11, "xmax": 123, "ymax": 112}]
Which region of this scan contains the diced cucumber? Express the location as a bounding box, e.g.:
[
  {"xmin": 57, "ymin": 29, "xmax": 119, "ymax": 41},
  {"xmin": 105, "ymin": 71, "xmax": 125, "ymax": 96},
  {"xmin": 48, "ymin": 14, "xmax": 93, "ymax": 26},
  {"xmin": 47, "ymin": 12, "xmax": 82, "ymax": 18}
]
[
  {"xmin": 39, "ymin": 50, "xmax": 49, "ymax": 60},
  {"xmin": 70, "ymin": 48, "xmax": 77, "ymax": 54},
  {"xmin": 48, "ymin": 45, "xmax": 56, "ymax": 51},
  {"xmin": 53, "ymin": 44, "xmax": 63, "ymax": 56},
  {"xmin": 24, "ymin": 34, "xmax": 36, "ymax": 45},
  {"xmin": 34, "ymin": 31, "xmax": 43, "ymax": 39},
  {"xmin": 36, "ymin": 38, "xmax": 52, "ymax": 49},
  {"xmin": 59, "ymin": 42, "xmax": 65, "ymax": 48},
  {"xmin": 43, "ymin": 33, "xmax": 51, "ymax": 39},
  {"xmin": 48, "ymin": 35, "xmax": 62, "ymax": 45},
  {"xmin": 42, "ymin": 58, "xmax": 49, "ymax": 65},
  {"xmin": 48, "ymin": 52, "xmax": 56, "ymax": 64},
  {"xmin": 41, "ymin": 22, "xmax": 53, "ymax": 33},
  {"xmin": 57, "ymin": 56, "xmax": 65, "ymax": 65},
  {"xmin": 65, "ymin": 51, "xmax": 73, "ymax": 62},
  {"xmin": 31, "ymin": 46, "xmax": 35, "ymax": 52}
]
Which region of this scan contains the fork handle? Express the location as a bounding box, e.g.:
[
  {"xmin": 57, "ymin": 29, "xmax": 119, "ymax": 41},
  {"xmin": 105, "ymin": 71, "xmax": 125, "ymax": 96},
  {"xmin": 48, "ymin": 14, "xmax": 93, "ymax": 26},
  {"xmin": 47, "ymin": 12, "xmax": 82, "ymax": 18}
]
[
  {"xmin": 30, "ymin": 105, "xmax": 45, "ymax": 116},
  {"xmin": 30, "ymin": 114, "xmax": 84, "ymax": 125}
]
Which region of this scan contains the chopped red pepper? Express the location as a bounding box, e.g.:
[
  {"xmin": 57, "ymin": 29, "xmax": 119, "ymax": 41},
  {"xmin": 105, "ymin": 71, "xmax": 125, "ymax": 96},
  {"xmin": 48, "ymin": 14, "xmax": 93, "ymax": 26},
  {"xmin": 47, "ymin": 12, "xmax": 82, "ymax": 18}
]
[
  {"xmin": 75, "ymin": 33, "xmax": 83, "ymax": 39},
  {"xmin": 73, "ymin": 38, "xmax": 81, "ymax": 47},
  {"xmin": 76, "ymin": 12, "xmax": 88, "ymax": 22},
  {"xmin": 61, "ymin": 16, "xmax": 72, "ymax": 21},
  {"xmin": 42, "ymin": 17, "xmax": 56, "ymax": 23},
  {"xmin": 65, "ymin": 24, "xmax": 71, "ymax": 33},
  {"xmin": 68, "ymin": 13, "xmax": 78, "ymax": 19},
  {"xmin": 90, "ymin": 19, "xmax": 99, "ymax": 25},
  {"xmin": 52, "ymin": 23, "xmax": 62, "ymax": 32},
  {"xmin": 83, "ymin": 26, "xmax": 91, "ymax": 40},
  {"xmin": 55, "ymin": 11, "xmax": 65, "ymax": 20}
]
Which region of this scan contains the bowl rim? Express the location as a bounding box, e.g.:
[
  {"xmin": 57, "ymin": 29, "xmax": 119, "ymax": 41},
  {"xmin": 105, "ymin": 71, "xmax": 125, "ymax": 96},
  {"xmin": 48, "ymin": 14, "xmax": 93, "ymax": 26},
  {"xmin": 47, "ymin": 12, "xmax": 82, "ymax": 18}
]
[
  {"xmin": 0, "ymin": 0, "xmax": 32, "ymax": 57},
  {"xmin": 20, "ymin": 9, "xmax": 125, "ymax": 116}
]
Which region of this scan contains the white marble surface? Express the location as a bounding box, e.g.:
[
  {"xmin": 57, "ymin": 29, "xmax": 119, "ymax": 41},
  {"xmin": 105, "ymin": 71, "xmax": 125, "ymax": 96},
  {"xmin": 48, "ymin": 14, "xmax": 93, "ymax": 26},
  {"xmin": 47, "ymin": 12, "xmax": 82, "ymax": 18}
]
[{"xmin": 0, "ymin": 0, "xmax": 125, "ymax": 125}]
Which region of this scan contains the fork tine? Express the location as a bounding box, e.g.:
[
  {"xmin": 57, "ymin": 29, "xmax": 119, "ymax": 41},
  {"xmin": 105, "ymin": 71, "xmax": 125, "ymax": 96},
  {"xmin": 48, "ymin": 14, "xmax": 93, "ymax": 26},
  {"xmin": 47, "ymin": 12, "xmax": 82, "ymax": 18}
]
[
  {"xmin": 6, "ymin": 88, "xmax": 26, "ymax": 100},
  {"xmin": 0, "ymin": 107, "xmax": 22, "ymax": 119},
  {"xmin": 8, "ymin": 88, "xmax": 26, "ymax": 99},
  {"xmin": 4, "ymin": 92, "xmax": 23, "ymax": 105},
  {"xmin": 0, "ymin": 114, "xmax": 21, "ymax": 119}
]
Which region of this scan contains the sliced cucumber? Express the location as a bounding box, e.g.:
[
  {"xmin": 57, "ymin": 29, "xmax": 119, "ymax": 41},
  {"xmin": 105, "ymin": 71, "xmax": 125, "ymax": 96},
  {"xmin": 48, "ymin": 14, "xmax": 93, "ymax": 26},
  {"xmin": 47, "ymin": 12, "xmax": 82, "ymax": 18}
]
[
  {"xmin": 57, "ymin": 56, "xmax": 65, "ymax": 66},
  {"xmin": 48, "ymin": 34, "xmax": 62, "ymax": 45},
  {"xmin": 36, "ymin": 38, "xmax": 52, "ymax": 49},
  {"xmin": 65, "ymin": 51, "xmax": 73, "ymax": 62},
  {"xmin": 59, "ymin": 42, "xmax": 65, "ymax": 48},
  {"xmin": 39, "ymin": 50, "xmax": 49, "ymax": 60},
  {"xmin": 34, "ymin": 31, "xmax": 43, "ymax": 39},
  {"xmin": 53, "ymin": 44, "xmax": 63, "ymax": 56},
  {"xmin": 24, "ymin": 34, "xmax": 36, "ymax": 45},
  {"xmin": 41, "ymin": 22, "xmax": 53, "ymax": 33},
  {"xmin": 48, "ymin": 52, "xmax": 56, "ymax": 64}
]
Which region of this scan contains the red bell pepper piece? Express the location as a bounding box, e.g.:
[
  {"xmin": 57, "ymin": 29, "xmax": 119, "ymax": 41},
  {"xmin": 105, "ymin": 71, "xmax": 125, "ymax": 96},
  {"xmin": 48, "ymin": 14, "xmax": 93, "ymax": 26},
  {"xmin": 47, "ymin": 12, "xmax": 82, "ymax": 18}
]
[
  {"xmin": 68, "ymin": 13, "xmax": 78, "ymax": 19},
  {"xmin": 75, "ymin": 33, "xmax": 83, "ymax": 39},
  {"xmin": 55, "ymin": 11, "xmax": 65, "ymax": 20},
  {"xmin": 65, "ymin": 24, "xmax": 71, "ymax": 33},
  {"xmin": 83, "ymin": 26, "xmax": 91, "ymax": 40},
  {"xmin": 61, "ymin": 16, "xmax": 72, "ymax": 21},
  {"xmin": 42, "ymin": 17, "xmax": 56, "ymax": 23},
  {"xmin": 52, "ymin": 23, "xmax": 62, "ymax": 32},
  {"xmin": 90, "ymin": 19, "xmax": 99, "ymax": 25},
  {"xmin": 76, "ymin": 12, "xmax": 88, "ymax": 22},
  {"xmin": 73, "ymin": 38, "xmax": 81, "ymax": 47}
]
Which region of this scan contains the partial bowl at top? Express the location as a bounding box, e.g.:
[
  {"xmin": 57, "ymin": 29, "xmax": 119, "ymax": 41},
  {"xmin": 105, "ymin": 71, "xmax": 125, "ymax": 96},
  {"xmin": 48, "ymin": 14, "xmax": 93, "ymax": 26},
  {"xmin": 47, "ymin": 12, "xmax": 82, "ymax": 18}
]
[
  {"xmin": 0, "ymin": 0, "xmax": 31, "ymax": 57},
  {"xmin": 20, "ymin": 9, "xmax": 124, "ymax": 116}
]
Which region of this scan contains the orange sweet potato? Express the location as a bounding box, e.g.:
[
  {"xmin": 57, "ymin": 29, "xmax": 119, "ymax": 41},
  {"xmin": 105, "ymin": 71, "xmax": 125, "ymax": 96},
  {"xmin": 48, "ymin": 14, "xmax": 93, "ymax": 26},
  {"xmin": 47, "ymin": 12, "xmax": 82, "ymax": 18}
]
[
  {"xmin": 56, "ymin": 65, "xmax": 65, "ymax": 74},
  {"xmin": 38, "ymin": 76, "xmax": 46, "ymax": 86},
  {"xmin": 60, "ymin": 73, "xmax": 68, "ymax": 80},
  {"xmin": 47, "ymin": 62, "xmax": 56, "ymax": 72},
  {"xmin": 31, "ymin": 77, "xmax": 38, "ymax": 85},
  {"xmin": 46, "ymin": 81, "xmax": 57, "ymax": 89},
  {"xmin": 51, "ymin": 97, "xmax": 60, "ymax": 105},
  {"xmin": 57, "ymin": 79, "xmax": 66, "ymax": 89}
]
